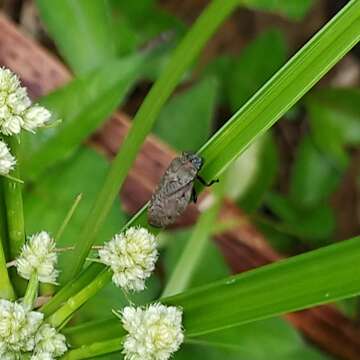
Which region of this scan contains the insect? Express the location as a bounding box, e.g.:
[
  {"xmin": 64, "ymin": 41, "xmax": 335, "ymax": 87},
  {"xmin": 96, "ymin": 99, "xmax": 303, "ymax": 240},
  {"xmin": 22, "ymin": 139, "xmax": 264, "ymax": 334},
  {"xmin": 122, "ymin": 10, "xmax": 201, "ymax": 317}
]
[{"xmin": 148, "ymin": 151, "xmax": 219, "ymax": 228}]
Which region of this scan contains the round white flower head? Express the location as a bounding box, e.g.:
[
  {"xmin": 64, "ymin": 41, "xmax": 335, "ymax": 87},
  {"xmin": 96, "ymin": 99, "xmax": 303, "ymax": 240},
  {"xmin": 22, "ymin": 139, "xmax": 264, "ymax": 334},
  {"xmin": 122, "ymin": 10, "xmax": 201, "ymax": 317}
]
[
  {"xmin": 121, "ymin": 303, "xmax": 184, "ymax": 360},
  {"xmin": 0, "ymin": 140, "xmax": 15, "ymax": 175},
  {"xmin": 0, "ymin": 299, "xmax": 43, "ymax": 356},
  {"xmin": 0, "ymin": 67, "xmax": 51, "ymax": 135},
  {"xmin": 31, "ymin": 352, "xmax": 53, "ymax": 360},
  {"xmin": 33, "ymin": 324, "xmax": 67, "ymax": 358},
  {"xmin": 17, "ymin": 231, "xmax": 59, "ymax": 284},
  {"xmin": 99, "ymin": 227, "xmax": 158, "ymax": 292}
]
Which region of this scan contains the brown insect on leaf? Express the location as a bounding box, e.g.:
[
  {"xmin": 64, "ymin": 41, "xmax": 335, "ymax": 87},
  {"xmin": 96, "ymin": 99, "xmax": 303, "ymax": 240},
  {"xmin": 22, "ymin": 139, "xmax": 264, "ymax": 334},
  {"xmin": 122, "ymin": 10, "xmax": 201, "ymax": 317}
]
[{"xmin": 148, "ymin": 151, "xmax": 218, "ymax": 228}]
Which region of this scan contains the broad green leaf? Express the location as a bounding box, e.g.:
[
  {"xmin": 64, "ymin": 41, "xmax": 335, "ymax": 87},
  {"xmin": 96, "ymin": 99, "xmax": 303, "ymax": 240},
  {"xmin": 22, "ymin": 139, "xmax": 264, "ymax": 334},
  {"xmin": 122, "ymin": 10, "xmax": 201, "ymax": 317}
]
[
  {"xmin": 21, "ymin": 55, "xmax": 144, "ymax": 181},
  {"xmin": 23, "ymin": 147, "xmax": 127, "ymax": 271},
  {"xmin": 203, "ymin": 55, "xmax": 233, "ymax": 104},
  {"xmin": 36, "ymin": 0, "xmax": 116, "ymax": 74},
  {"xmin": 256, "ymin": 221, "xmax": 294, "ymax": 253},
  {"xmin": 154, "ymin": 77, "xmax": 218, "ymax": 151},
  {"xmin": 307, "ymin": 88, "xmax": 360, "ymax": 165},
  {"xmin": 289, "ymin": 136, "xmax": 344, "ymax": 208},
  {"xmin": 177, "ymin": 342, "xmax": 325, "ymax": 360},
  {"xmin": 109, "ymin": 0, "xmax": 184, "ymax": 51},
  {"xmin": 244, "ymin": 0, "xmax": 314, "ymax": 21},
  {"xmin": 265, "ymin": 191, "xmax": 335, "ymax": 243},
  {"xmin": 164, "ymin": 235, "xmax": 360, "ymax": 337},
  {"xmin": 190, "ymin": 318, "xmax": 326, "ymax": 360},
  {"xmin": 226, "ymin": 29, "xmax": 286, "ymax": 111}
]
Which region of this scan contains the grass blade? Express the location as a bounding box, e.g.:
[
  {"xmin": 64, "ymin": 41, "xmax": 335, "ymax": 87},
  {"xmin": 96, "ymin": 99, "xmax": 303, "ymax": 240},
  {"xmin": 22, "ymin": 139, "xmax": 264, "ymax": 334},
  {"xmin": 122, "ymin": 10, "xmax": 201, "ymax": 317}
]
[
  {"xmin": 164, "ymin": 236, "xmax": 360, "ymax": 336},
  {"xmin": 62, "ymin": 0, "xmax": 241, "ymax": 284},
  {"xmin": 36, "ymin": 0, "xmax": 115, "ymax": 74},
  {"xmin": 198, "ymin": 0, "xmax": 360, "ymax": 183},
  {"xmin": 43, "ymin": 0, "xmax": 360, "ymax": 317},
  {"xmin": 61, "ymin": 235, "xmax": 360, "ymax": 358}
]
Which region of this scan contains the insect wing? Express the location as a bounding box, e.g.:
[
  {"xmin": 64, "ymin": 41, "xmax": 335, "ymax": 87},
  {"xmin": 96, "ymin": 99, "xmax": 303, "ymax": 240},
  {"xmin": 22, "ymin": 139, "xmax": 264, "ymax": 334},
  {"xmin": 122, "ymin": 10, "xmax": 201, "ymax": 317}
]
[
  {"xmin": 148, "ymin": 154, "xmax": 199, "ymax": 227},
  {"xmin": 148, "ymin": 181, "xmax": 193, "ymax": 227}
]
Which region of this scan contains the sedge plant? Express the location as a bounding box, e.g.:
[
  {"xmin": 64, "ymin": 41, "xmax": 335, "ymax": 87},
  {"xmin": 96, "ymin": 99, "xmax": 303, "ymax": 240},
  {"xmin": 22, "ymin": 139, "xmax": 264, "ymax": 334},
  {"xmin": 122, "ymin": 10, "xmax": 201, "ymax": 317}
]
[{"xmin": 0, "ymin": 0, "xmax": 360, "ymax": 359}]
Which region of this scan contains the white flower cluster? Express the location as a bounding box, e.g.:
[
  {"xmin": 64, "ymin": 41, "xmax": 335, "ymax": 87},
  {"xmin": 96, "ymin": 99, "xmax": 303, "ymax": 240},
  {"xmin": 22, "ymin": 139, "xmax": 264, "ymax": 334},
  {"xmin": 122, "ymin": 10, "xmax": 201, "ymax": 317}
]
[
  {"xmin": 121, "ymin": 303, "xmax": 184, "ymax": 360},
  {"xmin": 99, "ymin": 227, "xmax": 158, "ymax": 292},
  {"xmin": 0, "ymin": 67, "xmax": 51, "ymax": 135},
  {"xmin": 0, "ymin": 140, "xmax": 15, "ymax": 175},
  {"xmin": 0, "ymin": 299, "xmax": 67, "ymax": 359},
  {"xmin": 17, "ymin": 231, "xmax": 59, "ymax": 284},
  {"xmin": 31, "ymin": 324, "xmax": 67, "ymax": 359}
]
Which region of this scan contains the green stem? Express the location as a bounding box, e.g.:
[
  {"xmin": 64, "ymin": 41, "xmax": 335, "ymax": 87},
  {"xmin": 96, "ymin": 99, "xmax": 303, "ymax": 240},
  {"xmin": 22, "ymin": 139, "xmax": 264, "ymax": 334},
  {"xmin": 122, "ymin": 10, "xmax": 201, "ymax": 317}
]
[
  {"xmin": 63, "ymin": 318, "xmax": 123, "ymax": 348},
  {"xmin": 55, "ymin": 193, "xmax": 83, "ymax": 242},
  {"xmin": 40, "ymin": 262, "xmax": 104, "ymax": 317},
  {"xmin": 2, "ymin": 136, "xmax": 25, "ymax": 259},
  {"xmin": 0, "ymin": 185, "xmax": 15, "ymax": 300},
  {"xmin": 61, "ymin": 337, "xmax": 122, "ymax": 359},
  {"xmin": 47, "ymin": 268, "xmax": 112, "ymax": 328},
  {"xmin": 162, "ymin": 193, "xmax": 223, "ymax": 297},
  {"xmin": 23, "ymin": 273, "xmax": 38, "ymax": 308},
  {"xmin": 61, "ymin": 0, "xmax": 241, "ymax": 284}
]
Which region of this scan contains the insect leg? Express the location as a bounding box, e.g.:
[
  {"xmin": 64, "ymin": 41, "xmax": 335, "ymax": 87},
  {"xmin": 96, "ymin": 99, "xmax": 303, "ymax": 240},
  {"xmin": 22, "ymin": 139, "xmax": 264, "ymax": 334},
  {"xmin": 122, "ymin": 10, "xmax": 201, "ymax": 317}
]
[
  {"xmin": 191, "ymin": 188, "xmax": 198, "ymax": 203},
  {"xmin": 196, "ymin": 175, "xmax": 219, "ymax": 187}
]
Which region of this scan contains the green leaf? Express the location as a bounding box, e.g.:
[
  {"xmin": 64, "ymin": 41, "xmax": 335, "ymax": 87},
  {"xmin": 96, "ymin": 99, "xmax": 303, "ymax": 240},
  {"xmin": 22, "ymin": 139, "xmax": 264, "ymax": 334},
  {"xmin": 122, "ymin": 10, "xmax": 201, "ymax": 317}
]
[
  {"xmin": 154, "ymin": 77, "xmax": 218, "ymax": 151},
  {"xmin": 226, "ymin": 29, "xmax": 287, "ymax": 111},
  {"xmin": 244, "ymin": 0, "xmax": 314, "ymax": 21},
  {"xmin": 75, "ymin": 276, "xmax": 160, "ymax": 323},
  {"xmin": 23, "ymin": 147, "xmax": 127, "ymax": 271},
  {"xmin": 188, "ymin": 318, "xmax": 326, "ymax": 360},
  {"xmin": 198, "ymin": 0, "xmax": 360, "ymax": 185},
  {"xmin": 178, "ymin": 341, "xmax": 325, "ymax": 360},
  {"xmin": 289, "ymin": 135, "xmax": 344, "ymax": 208},
  {"xmin": 307, "ymin": 88, "xmax": 360, "ymax": 165},
  {"xmin": 65, "ymin": 237, "xmax": 358, "ymax": 358},
  {"xmin": 164, "ymin": 235, "xmax": 360, "ymax": 337},
  {"xmin": 163, "ymin": 229, "xmax": 230, "ymax": 291},
  {"xmin": 109, "ymin": 0, "xmax": 184, "ymax": 54},
  {"xmin": 36, "ymin": 0, "xmax": 116, "ymax": 74},
  {"xmin": 21, "ymin": 55, "xmax": 144, "ymax": 181},
  {"xmin": 265, "ymin": 191, "xmax": 336, "ymax": 243}
]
